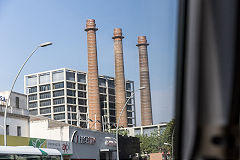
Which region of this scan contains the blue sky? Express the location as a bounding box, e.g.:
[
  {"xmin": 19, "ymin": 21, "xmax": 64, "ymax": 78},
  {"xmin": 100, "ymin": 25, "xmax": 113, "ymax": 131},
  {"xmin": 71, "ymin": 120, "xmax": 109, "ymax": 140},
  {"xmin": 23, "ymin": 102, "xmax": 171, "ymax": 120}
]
[{"xmin": 0, "ymin": 0, "xmax": 178, "ymax": 125}]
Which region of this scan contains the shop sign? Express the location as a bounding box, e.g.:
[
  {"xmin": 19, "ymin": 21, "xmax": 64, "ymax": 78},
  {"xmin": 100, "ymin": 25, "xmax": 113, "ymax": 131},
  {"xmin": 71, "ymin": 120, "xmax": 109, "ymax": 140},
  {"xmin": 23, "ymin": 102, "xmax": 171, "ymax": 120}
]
[
  {"xmin": 0, "ymin": 96, "xmax": 6, "ymax": 102},
  {"xmin": 71, "ymin": 131, "xmax": 96, "ymax": 145},
  {"xmin": 29, "ymin": 138, "xmax": 47, "ymax": 148},
  {"xmin": 105, "ymin": 137, "xmax": 117, "ymax": 147},
  {"xmin": 47, "ymin": 140, "xmax": 73, "ymax": 155}
]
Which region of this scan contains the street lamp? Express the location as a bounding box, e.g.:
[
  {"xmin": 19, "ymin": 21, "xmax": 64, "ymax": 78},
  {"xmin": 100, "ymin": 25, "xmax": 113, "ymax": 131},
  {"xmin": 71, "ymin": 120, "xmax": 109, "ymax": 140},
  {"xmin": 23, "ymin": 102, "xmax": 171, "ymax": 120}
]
[
  {"xmin": 116, "ymin": 87, "xmax": 145, "ymax": 160},
  {"xmin": 3, "ymin": 42, "xmax": 52, "ymax": 146},
  {"xmin": 163, "ymin": 125, "xmax": 176, "ymax": 160}
]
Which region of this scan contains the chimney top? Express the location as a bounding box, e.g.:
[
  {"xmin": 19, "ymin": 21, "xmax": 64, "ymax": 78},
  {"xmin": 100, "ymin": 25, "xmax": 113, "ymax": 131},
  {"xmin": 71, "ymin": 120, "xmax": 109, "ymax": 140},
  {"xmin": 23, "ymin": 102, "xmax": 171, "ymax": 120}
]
[
  {"xmin": 136, "ymin": 36, "xmax": 149, "ymax": 46},
  {"xmin": 85, "ymin": 19, "xmax": 98, "ymax": 31},
  {"xmin": 112, "ymin": 28, "xmax": 124, "ymax": 39}
]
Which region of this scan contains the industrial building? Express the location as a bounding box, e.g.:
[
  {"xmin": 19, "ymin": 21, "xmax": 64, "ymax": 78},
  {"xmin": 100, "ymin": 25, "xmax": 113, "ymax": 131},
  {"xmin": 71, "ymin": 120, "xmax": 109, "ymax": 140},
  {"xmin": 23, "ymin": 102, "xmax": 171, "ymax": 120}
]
[{"xmin": 24, "ymin": 68, "xmax": 136, "ymax": 130}]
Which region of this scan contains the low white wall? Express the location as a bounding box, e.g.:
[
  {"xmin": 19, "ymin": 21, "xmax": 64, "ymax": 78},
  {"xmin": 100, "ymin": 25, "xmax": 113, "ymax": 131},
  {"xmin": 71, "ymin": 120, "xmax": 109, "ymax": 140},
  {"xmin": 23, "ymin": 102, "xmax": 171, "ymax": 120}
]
[
  {"xmin": 0, "ymin": 115, "xmax": 29, "ymax": 137},
  {"xmin": 30, "ymin": 120, "xmax": 69, "ymax": 141}
]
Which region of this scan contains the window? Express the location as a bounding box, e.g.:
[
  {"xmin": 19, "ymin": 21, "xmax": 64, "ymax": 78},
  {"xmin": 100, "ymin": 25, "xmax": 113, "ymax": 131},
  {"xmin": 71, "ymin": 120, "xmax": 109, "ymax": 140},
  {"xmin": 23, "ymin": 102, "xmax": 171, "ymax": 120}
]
[
  {"xmin": 108, "ymin": 88, "xmax": 115, "ymax": 95},
  {"xmin": 40, "ymin": 100, "xmax": 51, "ymax": 106},
  {"xmin": 67, "ymin": 82, "xmax": 75, "ymax": 89},
  {"xmin": 127, "ymin": 112, "xmax": 133, "ymax": 117},
  {"xmin": 100, "ymin": 102, "xmax": 107, "ymax": 108},
  {"xmin": 72, "ymin": 121, "xmax": 77, "ymax": 126},
  {"xmin": 52, "ymin": 70, "xmax": 64, "ymax": 82},
  {"xmin": 67, "ymin": 90, "xmax": 76, "ymax": 96},
  {"xmin": 53, "ymin": 90, "xmax": 64, "ymax": 97},
  {"xmin": 15, "ymin": 97, "xmax": 19, "ymax": 108},
  {"xmin": 66, "ymin": 71, "xmax": 75, "ymax": 81},
  {"xmin": 28, "ymin": 87, "xmax": 37, "ymax": 94},
  {"xmin": 80, "ymin": 114, "xmax": 87, "ymax": 120},
  {"xmin": 39, "ymin": 73, "xmax": 50, "ymax": 84},
  {"xmin": 78, "ymin": 84, "xmax": 86, "ymax": 90},
  {"xmin": 99, "ymin": 78, "xmax": 106, "ymax": 87},
  {"xmin": 127, "ymin": 118, "xmax": 133, "ymax": 124},
  {"xmin": 40, "ymin": 107, "xmax": 51, "ymax": 114},
  {"xmin": 77, "ymin": 73, "xmax": 86, "ymax": 83},
  {"xmin": 79, "ymin": 106, "xmax": 87, "ymax": 113},
  {"xmin": 78, "ymin": 99, "xmax": 87, "ymax": 105},
  {"xmin": 39, "ymin": 84, "xmax": 50, "ymax": 91},
  {"xmin": 110, "ymin": 110, "xmax": 115, "ymax": 116},
  {"xmin": 17, "ymin": 126, "xmax": 21, "ymax": 136},
  {"xmin": 67, "ymin": 98, "xmax": 76, "ymax": 104},
  {"xmin": 6, "ymin": 125, "xmax": 9, "ymax": 135},
  {"xmin": 68, "ymin": 113, "xmax": 77, "ymax": 120},
  {"xmin": 126, "ymin": 91, "xmax": 131, "ymax": 97},
  {"xmin": 127, "ymin": 98, "xmax": 133, "ymax": 104},
  {"xmin": 53, "ymin": 82, "xmax": 64, "ymax": 89},
  {"xmin": 54, "ymin": 113, "xmax": 65, "ymax": 120},
  {"xmin": 109, "ymin": 102, "xmax": 115, "ymax": 109},
  {"xmin": 29, "ymin": 109, "xmax": 38, "ymax": 115},
  {"xmin": 54, "ymin": 105, "xmax": 65, "ymax": 112},
  {"xmin": 78, "ymin": 91, "xmax": 86, "ymax": 98},
  {"xmin": 99, "ymin": 87, "xmax": 106, "ymax": 94},
  {"xmin": 26, "ymin": 75, "xmax": 37, "ymax": 86},
  {"xmin": 28, "ymin": 94, "xmax": 37, "ymax": 101},
  {"xmin": 67, "ymin": 105, "xmax": 76, "ymax": 112},
  {"xmin": 109, "ymin": 95, "xmax": 115, "ymax": 102},
  {"xmin": 108, "ymin": 80, "xmax": 115, "ymax": 88},
  {"xmin": 100, "ymin": 95, "xmax": 107, "ymax": 101},
  {"xmin": 127, "ymin": 105, "xmax": 132, "ymax": 111},
  {"xmin": 40, "ymin": 92, "xmax": 51, "ymax": 99},
  {"xmin": 53, "ymin": 98, "xmax": 65, "ymax": 105},
  {"xmin": 126, "ymin": 83, "xmax": 131, "ymax": 91},
  {"xmin": 110, "ymin": 117, "xmax": 116, "ymax": 123},
  {"xmin": 28, "ymin": 102, "xmax": 37, "ymax": 108},
  {"xmin": 80, "ymin": 122, "xmax": 87, "ymax": 128}
]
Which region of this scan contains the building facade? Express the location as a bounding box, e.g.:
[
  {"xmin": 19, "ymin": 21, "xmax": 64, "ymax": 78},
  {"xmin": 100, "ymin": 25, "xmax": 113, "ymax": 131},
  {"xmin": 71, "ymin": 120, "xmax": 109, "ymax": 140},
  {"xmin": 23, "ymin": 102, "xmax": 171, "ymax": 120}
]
[
  {"xmin": 24, "ymin": 68, "xmax": 136, "ymax": 130},
  {"xmin": 30, "ymin": 115, "xmax": 117, "ymax": 160},
  {"xmin": 0, "ymin": 91, "xmax": 29, "ymax": 137},
  {"xmin": 122, "ymin": 123, "xmax": 167, "ymax": 137}
]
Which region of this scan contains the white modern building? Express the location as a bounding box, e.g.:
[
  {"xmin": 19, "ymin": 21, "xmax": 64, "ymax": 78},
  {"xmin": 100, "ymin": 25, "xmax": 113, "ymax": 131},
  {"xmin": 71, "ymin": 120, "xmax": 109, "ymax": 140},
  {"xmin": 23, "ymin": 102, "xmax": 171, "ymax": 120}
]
[
  {"xmin": 24, "ymin": 68, "xmax": 136, "ymax": 130},
  {"xmin": 0, "ymin": 91, "xmax": 29, "ymax": 137}
]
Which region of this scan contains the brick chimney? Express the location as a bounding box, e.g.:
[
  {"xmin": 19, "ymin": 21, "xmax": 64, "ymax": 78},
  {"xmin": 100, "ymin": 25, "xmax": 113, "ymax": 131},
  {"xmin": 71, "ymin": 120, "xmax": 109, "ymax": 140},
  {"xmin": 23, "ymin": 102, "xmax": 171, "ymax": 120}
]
[
  {"xmin": 85, "ymin": 19, "xmax": 101, "ymax": 131},
  {"xmin": 136, "ymin": 36, "xmax": 153, "ymax": 126},
  {"xmin": 112, "ymin": 28, "xmax": 128, "ymax": 127}
]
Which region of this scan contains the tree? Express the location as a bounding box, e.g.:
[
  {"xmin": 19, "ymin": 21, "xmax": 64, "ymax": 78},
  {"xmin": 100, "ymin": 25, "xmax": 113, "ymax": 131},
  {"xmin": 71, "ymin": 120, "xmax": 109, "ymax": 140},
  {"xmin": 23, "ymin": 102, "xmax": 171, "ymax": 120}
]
[
  {"xmin": 136, "ymin": 129, "xmax": 161, "ymax": 155},
  {"xmin": 136, "ymin": 119, "xmax": 176, "ymax": 156},
  {"xmin": 159, "ymin": 119, "xmax": 175, "ymax": 154}
]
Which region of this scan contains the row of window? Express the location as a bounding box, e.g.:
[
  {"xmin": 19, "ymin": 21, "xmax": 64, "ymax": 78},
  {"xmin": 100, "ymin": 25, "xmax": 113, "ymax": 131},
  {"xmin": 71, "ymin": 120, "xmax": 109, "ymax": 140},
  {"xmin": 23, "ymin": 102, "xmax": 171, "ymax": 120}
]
[
  {"xmin": 26, "ymin": 71, "xmax": 87, "ymax": 86},
  {"xmin": 29, "ymin": 105, "xmax": 88, "ymax": 114},
  {"xmin": 27, "ymin": 83, "xmax": 87, "ymax": 94},
  {"xmin": 6, "ymin": 125, "xmax": 21, "ymax": 136}
]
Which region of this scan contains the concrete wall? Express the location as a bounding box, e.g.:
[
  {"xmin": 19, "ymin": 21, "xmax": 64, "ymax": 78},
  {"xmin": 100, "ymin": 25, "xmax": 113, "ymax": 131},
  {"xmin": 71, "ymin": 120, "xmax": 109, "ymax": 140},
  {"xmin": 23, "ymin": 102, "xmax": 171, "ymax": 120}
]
[
  {"xmin": 30, "ymin": 119, "xmax": 69, "ymax": 141},
  {"xmin": 0, "ymin": 115, "xmax": 29, "ymax": 137},
  {"xmin": 0, "ymin": 91, "xmax": 27, "ymax": 110}
]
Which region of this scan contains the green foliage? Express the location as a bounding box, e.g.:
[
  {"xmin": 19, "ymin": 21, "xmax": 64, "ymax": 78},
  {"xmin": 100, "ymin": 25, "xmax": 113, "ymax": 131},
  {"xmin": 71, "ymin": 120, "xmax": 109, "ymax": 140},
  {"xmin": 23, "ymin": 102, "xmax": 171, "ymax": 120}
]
[
  {"xmin": 136, "ymin": 119, "xmax": 175, "ymax": 155},
  {"xmin": 136, "ymin": 130, "xmax": 161, "ymax": 154},
  {"xmin": 159, "ymin": 119, "xmax": 175, "ymax": 154}
]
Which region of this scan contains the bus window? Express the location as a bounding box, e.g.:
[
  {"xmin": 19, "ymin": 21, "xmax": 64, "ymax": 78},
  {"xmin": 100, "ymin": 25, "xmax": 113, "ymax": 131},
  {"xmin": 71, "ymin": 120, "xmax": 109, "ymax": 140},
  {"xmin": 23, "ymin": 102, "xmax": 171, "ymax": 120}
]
[{"xmin": 0, "ymin": 154, "xmax": 14, "ymax": 159}]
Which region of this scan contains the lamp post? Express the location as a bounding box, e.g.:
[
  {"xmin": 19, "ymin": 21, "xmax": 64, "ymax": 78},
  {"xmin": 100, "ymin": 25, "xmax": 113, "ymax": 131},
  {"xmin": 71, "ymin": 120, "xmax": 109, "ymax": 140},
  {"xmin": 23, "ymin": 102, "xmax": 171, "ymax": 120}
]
[
  {"xmin": 3, "ymin": 42, "xmax": 52, "ymax": 146},
  {"xmin": 116, "ymin": 87, "xmax": 145, "ymax": 160}
]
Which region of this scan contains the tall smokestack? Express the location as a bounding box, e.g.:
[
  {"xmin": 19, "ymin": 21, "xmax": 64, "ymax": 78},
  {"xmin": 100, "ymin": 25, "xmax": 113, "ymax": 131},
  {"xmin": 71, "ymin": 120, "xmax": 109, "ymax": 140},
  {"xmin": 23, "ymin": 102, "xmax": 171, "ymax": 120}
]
[
  {"xmin": 85, "ymin": 19, "xmax": 101, "ymax": 131},
  {"xmin": 112, "ymin": 28, "xmax": 128, "ymax": 127},
  {"xmin": 136, "ymin": 36, "xmax": 153, "ymax": 126}
]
